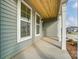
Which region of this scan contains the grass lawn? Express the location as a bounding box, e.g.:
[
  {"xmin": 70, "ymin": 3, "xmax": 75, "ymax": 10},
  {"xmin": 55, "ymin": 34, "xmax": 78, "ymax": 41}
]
[{"xmin": 67, "ymin": 32, "xmax": 78, "ymax": 35}]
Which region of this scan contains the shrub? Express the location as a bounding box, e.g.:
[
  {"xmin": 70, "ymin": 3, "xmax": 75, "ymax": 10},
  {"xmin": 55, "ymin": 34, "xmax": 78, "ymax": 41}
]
[
  {"xmin": 73, "ymin": 41, "xmax": 77, "ymax": 47},
  {"xmin": 67, "ymin": 39, "xmax": 77, "ymax": 47},
  {"xmin": 67, "ymin": 39, "xmax": 73, "ymax": 42}
]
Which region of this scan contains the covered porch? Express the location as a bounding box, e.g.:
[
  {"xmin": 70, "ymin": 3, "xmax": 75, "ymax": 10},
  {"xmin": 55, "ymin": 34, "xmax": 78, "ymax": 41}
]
[
  {"xmin": 13, "ymin": 37, "xmax": 71, "ymax": 59},
  {"xmin": 14, "ymin": 0, "xmax": 71, "ymax": 58},
  {"xmin": 0, "ymin": 0, "xmax": 71, "ymax": 59}
]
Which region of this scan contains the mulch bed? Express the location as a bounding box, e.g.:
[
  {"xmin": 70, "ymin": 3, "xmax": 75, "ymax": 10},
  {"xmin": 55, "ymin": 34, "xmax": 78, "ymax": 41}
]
[{"xmin": 66, "ymin": 42, "xmax": 77, "ymax": 59}]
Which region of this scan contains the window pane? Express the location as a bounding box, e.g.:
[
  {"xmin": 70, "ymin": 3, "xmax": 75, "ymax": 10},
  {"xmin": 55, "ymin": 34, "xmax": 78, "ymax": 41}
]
[
  {"xmin": 36, "ymin": 25, "xmax": 40, "ymax": 34},
  {"xmin": 21, "ymin": 2, "xmax": 31, "ymax": 20},
  {"xmin": 36, "ymin": 15, "xmax": 40, "ymax": 24},
  {"xmin": 21, "ymin": 21, "xmax": 30, "ymax": 37}
]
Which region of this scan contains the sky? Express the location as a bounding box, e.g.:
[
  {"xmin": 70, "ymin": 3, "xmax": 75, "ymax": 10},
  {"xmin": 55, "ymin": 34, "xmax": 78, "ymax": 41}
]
[{"xmin": 66, "ymin": 0, "xmax": 78, "ymax": 27}]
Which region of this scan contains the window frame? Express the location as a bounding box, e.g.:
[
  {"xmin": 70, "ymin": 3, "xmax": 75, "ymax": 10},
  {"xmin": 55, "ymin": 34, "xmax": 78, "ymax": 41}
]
[
  {"xmin": 17, "ymin": 0, "xmax": 32, "ymax": 42},
  {"xmin": 35, "ymin": 12, "xmax": 41, "ymax": 36}
]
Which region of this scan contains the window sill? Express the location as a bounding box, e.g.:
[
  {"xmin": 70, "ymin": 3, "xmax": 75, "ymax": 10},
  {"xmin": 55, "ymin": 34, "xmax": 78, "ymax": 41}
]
[
  {"xmin": 17, "ymin": 36, "xmax": 32, "ymax": 43},
  {"xmin": 35, "ymin": 34, "xmax": 40, "ymax": 36}
]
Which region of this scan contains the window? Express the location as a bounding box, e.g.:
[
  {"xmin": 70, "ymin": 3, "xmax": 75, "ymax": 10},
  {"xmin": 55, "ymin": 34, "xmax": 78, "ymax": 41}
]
[
  {"xmin": 21, "ymin": 21, "xmax": 30, "ymax": 37},
  {"xmin": 35, "ymin": 13, "xmax": 41, "ymax": 36},
  {"xmin": 21, "ymin": 2, "xmax": 31, "ymax": 20},
  {"xmin": 17, "ymin": 0, "xmax": 32, "ymax": 42}
]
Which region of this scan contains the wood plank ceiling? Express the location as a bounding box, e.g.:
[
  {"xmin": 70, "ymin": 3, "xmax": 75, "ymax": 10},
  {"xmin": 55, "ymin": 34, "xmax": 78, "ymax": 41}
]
[{"xmin": 28, "ymin": 0, "xmax": 61, "ymax": 20}]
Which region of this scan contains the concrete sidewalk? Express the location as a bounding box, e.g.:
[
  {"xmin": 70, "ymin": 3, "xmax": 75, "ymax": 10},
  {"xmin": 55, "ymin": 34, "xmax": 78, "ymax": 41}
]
[{"xmin": 13, "ymin": 37, "xmax": 71, "ymax": 59}]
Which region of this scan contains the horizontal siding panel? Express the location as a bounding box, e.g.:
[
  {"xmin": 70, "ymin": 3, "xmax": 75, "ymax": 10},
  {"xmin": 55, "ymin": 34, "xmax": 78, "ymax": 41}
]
[
  {"xmin": 1, "ymin": 19, "xmax": 16, "ymax": 25},
  {"xmin": 1, "ymin": 37, "xmax": 16, "ymax": 42},
  {"xmin": 1, "ymin": 43, "xmax": 28, "ymax": 58},
  {"xmin": 1, "ymin": 47, "xmax": 23, "ymax": 59},
  {"xmin": 1, "ymin": 35, "xmax": 16, "ymax": 40},
  {"xmin": 7, "ymin": 0, "xmax": 17, "ymax": 5},
  {"xmin": 1, "ymin": 44, "xmax": 16, "ymax": 52},
  {"xmin": 1, "ymin": 0, "xmax": 18, "ymax": 59},
  {"xmin": 1, "ymin": 6, "xmax": 16, "ymax": 15},
  {"xmin": 1, "ymin": 15, "xmax": 16, "ymax": 21},
  {"xmin": 1, "ymin": 22, "xmax": 16, "ymax": 25},
  {"xmin": 1, "ymin": 0, "xmax": 16, "ymax": 8},
  {"xmin": 1, "ymin": 32, "xmax": 16, "ymax": 35},
  {"xmin": 1, "ymin": 33, "xmax": 16, "ymax": 37},
  {"xmin": 1, "ymin": 1, "xmax": 16, "ymax": 11},
  {"xmin": 1, "ymin": 11, "xmax": 16, "ymax": 18},
  {"xmin": 1, "ymin": 28, "xmax": 16, "ymax": 32},
  {"xmin": 1, "ymin": 17, "xmax": 17, "ymax": 22},
  {"xmin": 1, "ymin": 21, "xmax": 16, "ymax": 26},
  {"xmin": 1, "ymin": 29, "xmax": 16, "ymax": 33},
  {"xmin": 1, "ymin": 42, "xmax": 30, "ymax": 59},
  {"xmin": 1, "ymin": 41, "xmax": 16, "ymax": 51},
  {"xmin": 1, "ymin": 25, "xmax": 16, "ymax": 29},
  {"xmin": 1, "ymin": 46, "xmax": 17, "ymax": 58},
  {"xmin": 1, "ymin": 28, "xmax": 17, "ymax": 32},
  {"xmin": 1, "ymin": 8, "xmax": 16, "ymax": 16},
  {"xmin": 1, "ymin": 41, "xmax": 29, "ymax": 54}
]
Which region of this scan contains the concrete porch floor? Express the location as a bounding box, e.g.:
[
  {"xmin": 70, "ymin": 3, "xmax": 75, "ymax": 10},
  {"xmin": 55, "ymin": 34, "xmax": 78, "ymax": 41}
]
[{"xmin": 13, "ymin": 37, "xmax": 71, "ymax": 59}]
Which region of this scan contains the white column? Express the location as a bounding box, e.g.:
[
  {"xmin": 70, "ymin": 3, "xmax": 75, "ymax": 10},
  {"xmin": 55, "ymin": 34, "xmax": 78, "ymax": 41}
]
[
  {"xmin": 61, "ymin": 3, "xmax": 66, "ymax": 50},
  {"xmin": 40, "ymin": 20, "xmax": 43, "ymax": 37},
  {"xmin": 58, "ymin": 15, "xmax": 62, "ymax": 42}
]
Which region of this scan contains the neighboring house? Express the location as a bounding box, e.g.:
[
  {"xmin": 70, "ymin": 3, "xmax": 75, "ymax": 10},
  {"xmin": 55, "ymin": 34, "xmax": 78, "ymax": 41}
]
[
  {"xmin": 66, "ymin": 26, "xmax": 78, "ymax": 33},
  {"xmin": 0, "ymin": 0, "xmax": 67, "ymax": 59},
  {"xmin": 66, "ymin": 26, "xmax": 78, "ymax": 41}
]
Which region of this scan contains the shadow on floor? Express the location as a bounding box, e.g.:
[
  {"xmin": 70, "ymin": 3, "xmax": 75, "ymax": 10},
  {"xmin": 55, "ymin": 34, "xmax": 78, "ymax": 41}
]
[
  {"xmin": 33, "ymin": 44, "xmax": 56, "ymax": 59},
  {"xmin": 41, "ymin": 39, "xmax": 61, "ymax": 49}
]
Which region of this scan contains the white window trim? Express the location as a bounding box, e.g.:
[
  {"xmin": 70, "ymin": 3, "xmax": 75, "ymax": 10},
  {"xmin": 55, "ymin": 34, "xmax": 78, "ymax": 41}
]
[
  {"xmin": 35, "ymin": 12, "xmax": 41, "ymax": 36},
  {"xmin": 17, "ymin": 0, "xmax": 32, "ymax": 42}
]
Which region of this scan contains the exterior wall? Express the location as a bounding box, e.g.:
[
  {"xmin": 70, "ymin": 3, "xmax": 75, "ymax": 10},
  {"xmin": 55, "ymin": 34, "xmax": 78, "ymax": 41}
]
[
  {"xmin": 43, "ymin": 19, "xmax": 58, "ymax": 40},
  {"xmin": 0, "ymin": 0, "xmax": 42, "ymax": 59}
]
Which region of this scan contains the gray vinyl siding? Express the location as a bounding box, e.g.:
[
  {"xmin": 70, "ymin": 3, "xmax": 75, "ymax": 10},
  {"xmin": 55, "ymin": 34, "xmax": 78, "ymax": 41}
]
[
  {"xmin": 0, "ymin": 0, "xmax": 33, "ymax": 59},
  {"xmin": 0, "ymin": 0, "xmax": 43, "ymax": 59},
  {"xmin": 43, "ymin": 19, "xmax": 58, "ymax": 40}
]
